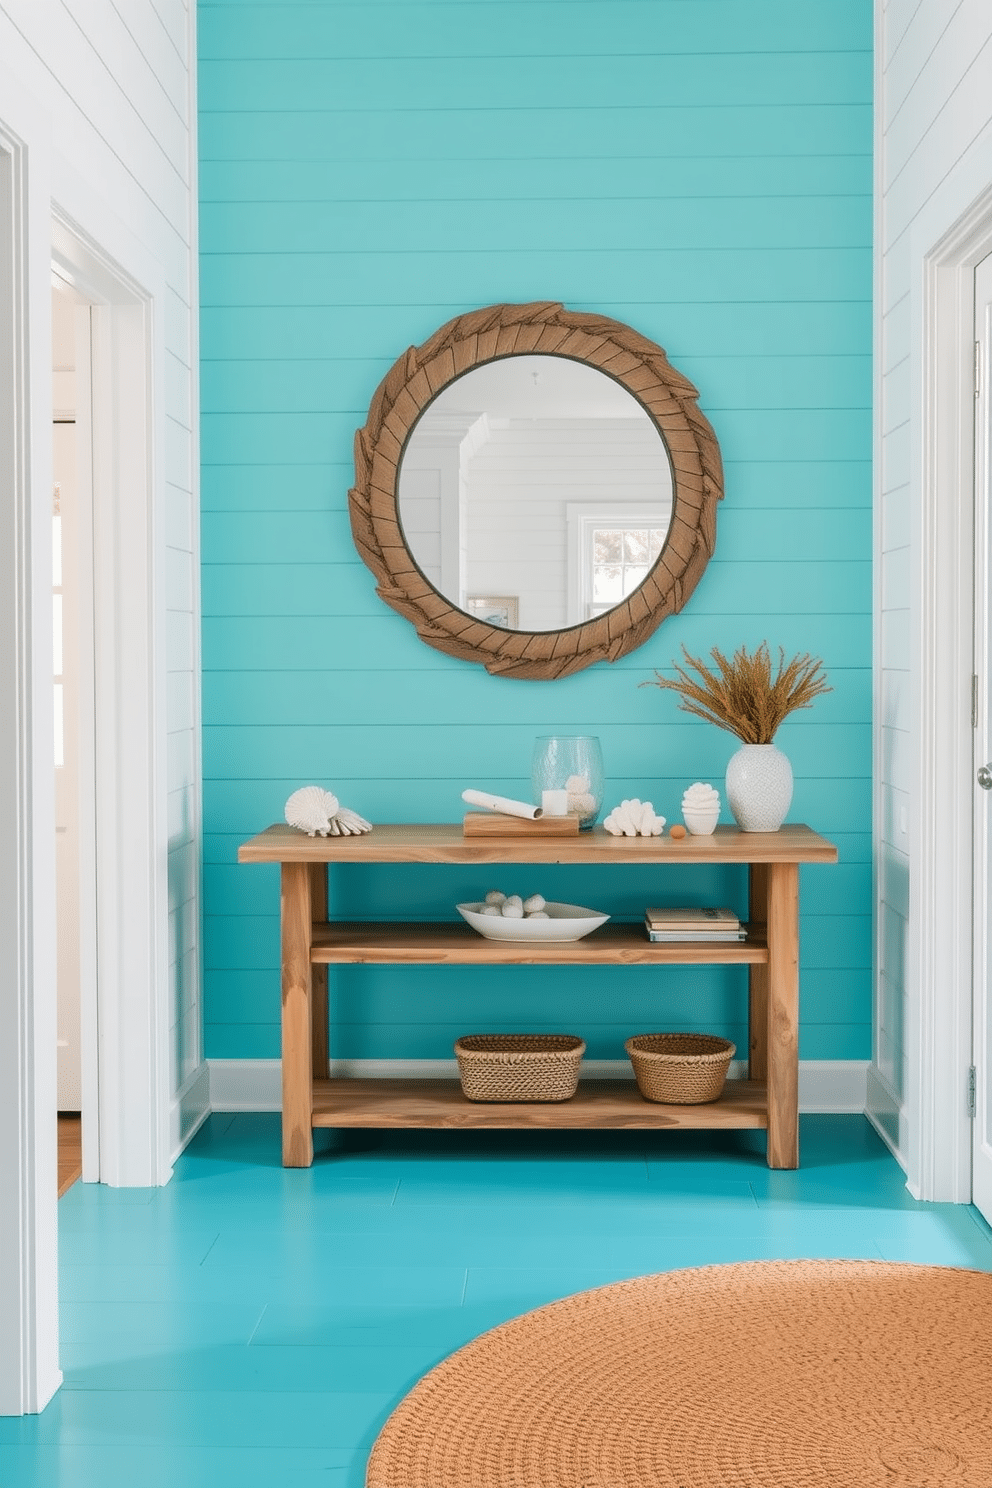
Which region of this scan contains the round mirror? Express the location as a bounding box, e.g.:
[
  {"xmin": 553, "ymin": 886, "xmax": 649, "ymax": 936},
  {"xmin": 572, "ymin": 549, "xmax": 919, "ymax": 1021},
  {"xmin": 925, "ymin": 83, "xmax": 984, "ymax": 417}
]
[
  {"xmin": 397, "ymin": 355, "xmax": 675, "ymax": 633},
  {"xmin": 350, "ymin": 303, "xmax": 723, "ymax": 680}
]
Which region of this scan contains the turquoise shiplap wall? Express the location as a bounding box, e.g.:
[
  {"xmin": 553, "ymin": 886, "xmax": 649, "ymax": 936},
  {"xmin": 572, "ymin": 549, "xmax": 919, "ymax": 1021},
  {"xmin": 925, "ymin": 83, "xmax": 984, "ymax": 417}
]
[{"xmin": 197, "ymin": 0, "xmax": 872, "ymax": 1064}]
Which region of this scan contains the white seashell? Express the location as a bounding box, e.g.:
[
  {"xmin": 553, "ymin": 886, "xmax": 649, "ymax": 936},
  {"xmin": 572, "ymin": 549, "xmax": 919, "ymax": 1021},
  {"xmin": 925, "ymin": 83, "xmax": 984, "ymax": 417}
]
[
  {"xmin": 285, "ymin": 787, "xmax": 372, "ymax": 837},
  {"xmin": 334, "ymin": 806, "xmax": 373, "ymax": 835},
  {"xmin": 485, "ymin": 890, "xmax": 507, "ymax": 906},
  {"xmin": 523, "ymin": 894, "xmax": 546, "ymax": 913},
  {"xmin": 285, "ymin": 785, "xmax": 340, "ymax": 837}
]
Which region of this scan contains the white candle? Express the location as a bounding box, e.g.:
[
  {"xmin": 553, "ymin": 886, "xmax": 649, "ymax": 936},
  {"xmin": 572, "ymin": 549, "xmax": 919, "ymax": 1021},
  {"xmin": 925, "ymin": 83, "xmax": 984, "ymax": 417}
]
[{"xmin": 541, "ymin": 789, "xmax": 569, "ymax": 817}]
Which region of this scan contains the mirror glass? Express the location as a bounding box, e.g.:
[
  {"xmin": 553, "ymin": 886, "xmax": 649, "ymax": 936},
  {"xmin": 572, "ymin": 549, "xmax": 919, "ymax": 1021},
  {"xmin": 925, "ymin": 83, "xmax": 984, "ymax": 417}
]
[{"xmin": 397, "ymin": 355, "xmax": 674, "ymax": 633}]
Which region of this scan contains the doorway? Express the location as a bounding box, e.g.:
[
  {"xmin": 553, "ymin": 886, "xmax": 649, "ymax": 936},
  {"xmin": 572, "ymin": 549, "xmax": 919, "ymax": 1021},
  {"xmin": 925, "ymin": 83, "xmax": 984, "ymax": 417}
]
[
  {"xmin": 50, "ymin": 211, "xmax": 173, "ymax": 1189},
  {"xmin": 51, "ymin": 278, "xmax": 97, "ymax": 1188}
]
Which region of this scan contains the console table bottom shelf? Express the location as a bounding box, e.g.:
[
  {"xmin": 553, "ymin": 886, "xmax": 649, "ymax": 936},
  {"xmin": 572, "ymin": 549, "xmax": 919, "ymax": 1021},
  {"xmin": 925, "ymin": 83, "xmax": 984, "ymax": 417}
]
[{"xmin": 310, "ymin": 1077, "xmax": 768, "ymax": 1130}]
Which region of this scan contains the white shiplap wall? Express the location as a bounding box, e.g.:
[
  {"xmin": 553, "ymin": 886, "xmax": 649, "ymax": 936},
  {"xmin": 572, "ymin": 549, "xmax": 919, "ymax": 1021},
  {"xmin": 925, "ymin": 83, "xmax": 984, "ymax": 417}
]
[
  {"xmin": 874, "ymin": 0, "xmax": 992, "ymax": 1176},
  {"xmin": 0, "ymin": 1, "xmax": 202, "ymax": 1148}
]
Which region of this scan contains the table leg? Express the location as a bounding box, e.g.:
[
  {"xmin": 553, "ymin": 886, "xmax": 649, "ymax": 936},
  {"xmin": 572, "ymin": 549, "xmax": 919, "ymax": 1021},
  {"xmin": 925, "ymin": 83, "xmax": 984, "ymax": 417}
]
[
  {"xmin": 310, "ymin": 862, "xmax": 329, "ymax": 1081},
  {"xmin": 281, "ymin": 862, "xmax": 314, "ymax": 1167},
  {"xmin": 748, "ymin": 863, "xmax": 769, "ymax": 1083},
  {"xmin": 765, "ymin": 860, "xmax": 799, "ymax": 1169}
]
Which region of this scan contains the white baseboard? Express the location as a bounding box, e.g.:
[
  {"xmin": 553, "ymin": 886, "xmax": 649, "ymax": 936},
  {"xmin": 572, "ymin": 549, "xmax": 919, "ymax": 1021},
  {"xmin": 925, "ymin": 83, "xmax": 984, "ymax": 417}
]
[
  {"xmin": 169, "ymin": 1062, "xmax": 211, "ymax": 1161},
  {"xmin": 207, "ymin": 1058, "xmax": 870, "ymax": 1115},
  {"xmin": 865, "ymin": 1063, "xmax": 909, "ymax": 1175}
]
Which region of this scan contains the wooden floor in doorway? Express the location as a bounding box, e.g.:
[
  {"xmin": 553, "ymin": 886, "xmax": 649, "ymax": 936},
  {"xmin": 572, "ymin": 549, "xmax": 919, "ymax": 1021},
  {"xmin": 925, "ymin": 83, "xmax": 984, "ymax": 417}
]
[{"xmin": 58, "ymin": 1114, "xmax": 82, "ymax": 1197}]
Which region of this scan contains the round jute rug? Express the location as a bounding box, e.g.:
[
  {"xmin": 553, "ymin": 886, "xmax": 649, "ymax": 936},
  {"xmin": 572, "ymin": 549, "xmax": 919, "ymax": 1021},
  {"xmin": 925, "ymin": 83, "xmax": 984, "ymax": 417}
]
[{"xmin": 366, "ymin": 1260, "xmax": 992, "ymax": 1488}]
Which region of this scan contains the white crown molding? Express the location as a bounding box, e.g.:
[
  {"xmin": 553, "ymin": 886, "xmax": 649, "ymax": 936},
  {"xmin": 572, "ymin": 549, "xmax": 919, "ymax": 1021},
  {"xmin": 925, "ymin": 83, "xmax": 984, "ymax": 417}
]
[{"xmin": 207, "ymin": 1059, "xmax": 869, "ymax": 1116}]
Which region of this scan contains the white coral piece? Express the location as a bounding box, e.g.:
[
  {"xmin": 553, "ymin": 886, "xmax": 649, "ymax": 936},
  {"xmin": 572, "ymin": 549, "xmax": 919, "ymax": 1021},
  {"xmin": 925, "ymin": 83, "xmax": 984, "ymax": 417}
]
[
  {"xmin": 565, "ymin": 773, "xmax": 597, "ymax": 818},
  {"xmin": 284, "ymin": 786, "xmax": 372, "ymax": 837},
  {"xmin": 682, "ymin": 781, "xmax": 720, "ymax": 811},
  {"xmin": 603, "ymin": 798, "xmax": 666, "ymax": 837}
]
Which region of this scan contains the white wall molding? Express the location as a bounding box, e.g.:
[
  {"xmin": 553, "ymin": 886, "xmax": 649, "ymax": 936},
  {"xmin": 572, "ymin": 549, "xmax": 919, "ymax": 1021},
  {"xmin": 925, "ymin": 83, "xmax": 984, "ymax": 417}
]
[
  {"xmin": 208, "ymin": 1058, "xmax": 869, "ymax": 1116},
  {"xmin": 0, "ymin": 104, "xmax": 62, "ymax": 1416},
  {"xmin": 169, "ymin": 1063, "xmax": 211, "ymax": 1163},
  {"xmin": 866, "ymin": 1063, "xmax": 909, "ymax": 1172}
]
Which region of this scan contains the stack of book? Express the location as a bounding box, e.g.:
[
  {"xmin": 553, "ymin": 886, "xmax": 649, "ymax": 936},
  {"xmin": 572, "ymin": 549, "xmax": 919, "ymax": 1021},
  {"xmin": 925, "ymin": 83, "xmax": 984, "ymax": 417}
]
[{"xmin": 644, "ymin": 907, "xmax": 746, "ymax": 942}]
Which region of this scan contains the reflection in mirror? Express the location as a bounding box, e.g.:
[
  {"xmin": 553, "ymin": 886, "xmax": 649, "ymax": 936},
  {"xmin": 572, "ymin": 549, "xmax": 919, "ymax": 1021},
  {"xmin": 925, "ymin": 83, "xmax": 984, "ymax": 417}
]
[{"xmin": 397, "ymin": 355, "xmax": 674, "ymax": 632}]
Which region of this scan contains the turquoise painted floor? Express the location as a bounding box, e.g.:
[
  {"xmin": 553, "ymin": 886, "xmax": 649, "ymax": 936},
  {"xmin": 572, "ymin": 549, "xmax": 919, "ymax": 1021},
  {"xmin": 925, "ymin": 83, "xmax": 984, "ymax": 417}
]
[{"xmin": 2, "ymin": 1114, "xmax": 990, "ymax": 1486}]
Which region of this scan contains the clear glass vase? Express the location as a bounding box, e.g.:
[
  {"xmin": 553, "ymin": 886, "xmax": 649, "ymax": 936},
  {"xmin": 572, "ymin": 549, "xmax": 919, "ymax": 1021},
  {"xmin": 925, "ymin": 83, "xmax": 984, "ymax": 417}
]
[{"xmin": 531, "ymin": 735, "xmax": 604, "ymax": 830}]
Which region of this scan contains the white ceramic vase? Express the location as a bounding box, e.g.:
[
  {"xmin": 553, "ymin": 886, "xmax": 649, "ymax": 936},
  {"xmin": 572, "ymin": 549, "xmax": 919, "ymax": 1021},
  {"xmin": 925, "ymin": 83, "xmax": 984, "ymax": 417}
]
[{"xmin": 725, "ymin": 743, "xmax": 793, "ymax": 832}]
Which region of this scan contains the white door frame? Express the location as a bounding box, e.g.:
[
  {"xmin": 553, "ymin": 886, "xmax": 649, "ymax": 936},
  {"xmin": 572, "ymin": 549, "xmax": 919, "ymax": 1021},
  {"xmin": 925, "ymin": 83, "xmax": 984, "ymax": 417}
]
[
  {"xmin": 909, "ymin": 176, "xmax": 992, "ymax": 1203},
  {"xmin": 1, "ymin": 66, "xmax": 174, "ymax": 1413},
  {"xmin": 972, "ymin": 251, "xmax": 992, "ymax": 1223},
  {"xmin": 50, "ymin": 212, "xmax": 172, "ymax": 1192},
  {"xmin": 0, "ymin": 109, "xmax": 62, "ymax": 1420}
]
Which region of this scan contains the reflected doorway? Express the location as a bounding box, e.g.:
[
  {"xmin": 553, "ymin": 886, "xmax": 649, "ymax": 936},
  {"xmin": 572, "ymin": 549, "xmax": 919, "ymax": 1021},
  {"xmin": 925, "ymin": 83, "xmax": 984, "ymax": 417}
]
[{"xmin": 51, "ymin": 276, "xmax": 97, "ymax": 1184}]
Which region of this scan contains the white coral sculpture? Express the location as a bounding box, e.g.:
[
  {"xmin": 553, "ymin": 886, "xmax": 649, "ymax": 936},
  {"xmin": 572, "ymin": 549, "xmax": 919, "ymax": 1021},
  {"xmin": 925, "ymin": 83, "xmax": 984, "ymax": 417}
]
[
  {"xmin": 565, "ymin": 773, "xmax": 597, "ymax": 818},
  {"xmin": 603, "ymin": 798, "xmax": 666, "ymax": 837},
  {"xmin": 284, "ymin": 786, "xmax": 373, "ymax": 837}
]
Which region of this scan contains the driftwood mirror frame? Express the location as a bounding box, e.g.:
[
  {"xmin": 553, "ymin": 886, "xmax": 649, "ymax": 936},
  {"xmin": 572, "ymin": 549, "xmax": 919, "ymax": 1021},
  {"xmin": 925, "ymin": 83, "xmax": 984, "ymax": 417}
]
[{"xmin": 349, "ymin": 302, "xmax": 724, "ymax": 681}]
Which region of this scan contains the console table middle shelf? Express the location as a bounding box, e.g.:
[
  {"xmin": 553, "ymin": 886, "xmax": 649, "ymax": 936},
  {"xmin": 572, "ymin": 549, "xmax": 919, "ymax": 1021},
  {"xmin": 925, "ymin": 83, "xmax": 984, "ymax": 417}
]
[{"xmin": 237, "ymin": 822, "xmax": 838, "ymax": 1171}]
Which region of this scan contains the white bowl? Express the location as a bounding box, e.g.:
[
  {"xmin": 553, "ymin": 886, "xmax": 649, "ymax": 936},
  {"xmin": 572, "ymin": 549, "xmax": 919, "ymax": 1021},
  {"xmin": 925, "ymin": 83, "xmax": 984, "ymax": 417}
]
[
  {"xmin": 682, "ymin": 807, "xmax": 720, "ymax": 836},
  {"xmin": 456, "ymin": 901, "xmax": 610, "ymax": 943}
]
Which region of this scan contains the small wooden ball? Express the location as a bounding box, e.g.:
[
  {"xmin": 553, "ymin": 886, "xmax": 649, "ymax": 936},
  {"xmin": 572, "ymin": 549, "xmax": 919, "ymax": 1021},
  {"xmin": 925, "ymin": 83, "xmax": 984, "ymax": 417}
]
[{"xmin": 669, "ymin": 824, "xmax": 687, "ymax": 840}]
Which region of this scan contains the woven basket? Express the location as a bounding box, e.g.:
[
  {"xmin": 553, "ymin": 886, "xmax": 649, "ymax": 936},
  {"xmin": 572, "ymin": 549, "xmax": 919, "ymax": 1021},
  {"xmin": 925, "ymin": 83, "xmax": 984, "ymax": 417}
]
[
  {"xmin": 625, "ymin": 1033, "xmax": 736, "ymax": 1104},
  {"xmin": 455, "ymin": 1034, "xmax": 585, "ymax": 1102}
]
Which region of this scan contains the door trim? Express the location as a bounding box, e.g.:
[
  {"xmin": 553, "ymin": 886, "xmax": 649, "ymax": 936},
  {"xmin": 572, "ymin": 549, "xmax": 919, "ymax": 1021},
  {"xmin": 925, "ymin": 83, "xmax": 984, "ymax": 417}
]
[
  {"xmin": 0, "ymin": 113, "xmax": 62, "ymax": 1417},
  {"xmin": 51, "ymin": 210, "xmax": 173, "ymax": 1190},
  {"xmin": 971, "ymin": 250, "xmax": 992, "ymax": 1223},
  {"xmin": 911, "ymin": 183, "xmax": 992, "ymax": 1202}
]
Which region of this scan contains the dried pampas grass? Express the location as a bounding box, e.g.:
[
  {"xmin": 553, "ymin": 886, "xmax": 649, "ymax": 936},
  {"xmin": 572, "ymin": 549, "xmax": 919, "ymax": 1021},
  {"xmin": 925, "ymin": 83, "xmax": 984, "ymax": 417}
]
[{"xmin": 644, "ymin": 642, "xmax": 830, "ymax": 745}]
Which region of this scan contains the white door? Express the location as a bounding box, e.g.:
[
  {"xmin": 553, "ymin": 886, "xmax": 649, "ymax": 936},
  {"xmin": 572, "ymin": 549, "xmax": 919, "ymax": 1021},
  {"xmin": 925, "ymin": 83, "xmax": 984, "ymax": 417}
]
[{"xmin": 973, "ymin": 250, "xmax": 992, "ymax": 1225}]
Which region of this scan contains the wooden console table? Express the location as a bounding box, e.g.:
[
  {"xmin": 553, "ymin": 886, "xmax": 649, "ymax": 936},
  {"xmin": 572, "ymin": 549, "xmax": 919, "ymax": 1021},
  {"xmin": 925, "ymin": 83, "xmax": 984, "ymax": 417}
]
[{"xmin": 237, "ymin": 823, "xmax": 837, "ymax": 1170}]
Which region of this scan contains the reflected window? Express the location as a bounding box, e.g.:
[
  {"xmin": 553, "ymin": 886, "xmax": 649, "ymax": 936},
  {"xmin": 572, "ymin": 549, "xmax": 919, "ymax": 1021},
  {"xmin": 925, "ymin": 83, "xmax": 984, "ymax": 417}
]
[
  {"xmin": 566, "ymin": 504, "xmax": 671, "ymax": 625},
  {"xmin": 590, "ymin": 527, "xmax": 667, "ymax": 617}
]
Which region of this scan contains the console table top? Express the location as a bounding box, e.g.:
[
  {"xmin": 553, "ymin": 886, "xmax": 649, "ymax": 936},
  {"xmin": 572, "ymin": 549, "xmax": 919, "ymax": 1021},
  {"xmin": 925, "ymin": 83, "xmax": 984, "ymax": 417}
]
[{"xmin": 238, "ymin": 822, "xmax": 838, "ymax": 866}]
